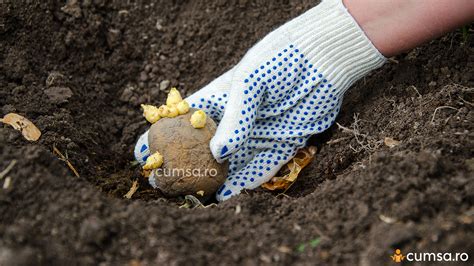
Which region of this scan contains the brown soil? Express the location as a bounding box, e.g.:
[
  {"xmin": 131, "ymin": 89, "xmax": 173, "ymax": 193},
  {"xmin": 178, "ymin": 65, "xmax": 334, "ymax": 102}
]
[{"xmin": 1, "ymin": 1, "xmax": 473, "ymax": 265}]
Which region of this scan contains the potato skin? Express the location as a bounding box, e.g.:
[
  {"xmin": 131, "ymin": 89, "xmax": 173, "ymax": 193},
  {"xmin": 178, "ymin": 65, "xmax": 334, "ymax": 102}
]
[{"xmin": 148, "ymin": 108, "xmax": 228, "ymax": 199}]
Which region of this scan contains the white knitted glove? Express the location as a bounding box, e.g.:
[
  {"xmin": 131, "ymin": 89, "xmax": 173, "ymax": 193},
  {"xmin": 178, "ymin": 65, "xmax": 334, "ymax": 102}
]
[{"xmin": 135, "ymin": 0, "xmax": 386, "ymax": 201}]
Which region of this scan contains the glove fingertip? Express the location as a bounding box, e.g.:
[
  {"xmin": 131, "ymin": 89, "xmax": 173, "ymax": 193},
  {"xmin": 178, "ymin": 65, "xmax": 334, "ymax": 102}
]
[
  {"xmin": 215, "ymin": 183, "xmax": 236, "ymax": 202},
  {"xmin": 134, "ymin": 130, "xmax": 150, "ymax": 165},
  {"xmin": 210, "ymin": 133, "xmax": 245, "ymax": 162}
]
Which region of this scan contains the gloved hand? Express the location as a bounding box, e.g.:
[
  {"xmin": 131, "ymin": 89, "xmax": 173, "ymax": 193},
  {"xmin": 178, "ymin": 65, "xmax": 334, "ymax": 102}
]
[{"xmin": 135, "ymin": 0, "xmax": 386, "ymax": 201}]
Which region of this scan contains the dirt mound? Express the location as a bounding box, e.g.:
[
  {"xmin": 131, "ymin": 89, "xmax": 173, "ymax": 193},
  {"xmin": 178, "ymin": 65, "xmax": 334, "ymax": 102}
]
[{"xmin": 1, "ymin": 0, "xmax": 473, "ymax": 265}]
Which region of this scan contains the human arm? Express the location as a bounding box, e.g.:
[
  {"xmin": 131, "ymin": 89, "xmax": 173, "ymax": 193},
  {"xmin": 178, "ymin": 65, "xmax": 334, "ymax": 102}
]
[{"xmin": 345, "ymin": 0, "xmax": 474, "ymax": 57}]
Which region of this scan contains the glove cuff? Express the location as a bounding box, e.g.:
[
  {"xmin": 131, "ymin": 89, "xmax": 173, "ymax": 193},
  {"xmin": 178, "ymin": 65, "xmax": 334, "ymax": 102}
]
[{"xmin": 291, "ymin": 0, "xmax": 387, "ymax": 93}]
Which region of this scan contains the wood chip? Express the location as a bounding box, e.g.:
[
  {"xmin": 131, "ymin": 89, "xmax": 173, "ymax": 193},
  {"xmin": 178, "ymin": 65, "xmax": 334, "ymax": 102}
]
[
  {"xmin": 379, "ymin": 214, "xmax": 397, "ymax": 224},
  {"xmin": 3, "ymin": 176, "xmax": 11, "ymax": 189},
  {"xmin": 0, "ymin": 113, "xmax": 41, "ymax": 141},
  {"xmin": 124, "ymin": 180, "xmax": 139, "ymax": 199},
  {"xmin": 384, "ymin": 137, "xmax": 401, "ymax": 148}
]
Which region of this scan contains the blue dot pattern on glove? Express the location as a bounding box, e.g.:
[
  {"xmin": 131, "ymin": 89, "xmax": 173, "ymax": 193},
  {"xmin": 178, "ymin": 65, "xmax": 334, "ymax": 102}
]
[
  {"xmin": 186, "ymin": 45, "xmax": 342, "ymax": 200},
  {"xmin": 134, "ymin": 130, "xmax": 150, "ymax": 166},
  {"xmin": 215, "ymin": 45, "xmax": 340, "ymax": 161},
  {"xmin": 191, "ymin": 93, "xmax": 228, "ymax": 122}
]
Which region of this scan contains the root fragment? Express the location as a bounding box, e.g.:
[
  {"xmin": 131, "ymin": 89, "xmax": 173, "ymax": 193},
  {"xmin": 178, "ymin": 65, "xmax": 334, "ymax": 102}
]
[
  {"xmin": 336, "ymin": 114, "xmax": 382, "ymax": 153},
  {"xmin": 124, "ymin": 180, "xmax": 139, "ymax": 199},
  {"xmin": 0, "ymin": 160, "xmax": 17, "ymax": 180},
  {"xmin": 430, "ymin": 106, "xmax": 458, "ymax": 124},
  {"xmin": 52, "ymin": 146, "xmax": 80, "ymax": 177}
]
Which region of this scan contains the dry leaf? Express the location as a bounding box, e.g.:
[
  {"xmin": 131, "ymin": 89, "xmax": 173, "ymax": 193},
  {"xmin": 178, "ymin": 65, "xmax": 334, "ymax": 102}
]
[
  {"xmin": 262, "ymin": 146, "xmax": 317, "ymax": 191},
  {"xmin": 124, "ymin": 180, "xmax": 139, "ymax": 199},
  {"xmin": 141, "ymin": 169, "xmax": 152, "ymax": 178},
  {"xmin": 0, "ymin": 113, "xmax": 41, "ymax": 141},
  {"xmin": 384, "ymin": 137, "xmax": 400, "ymax": 148}
]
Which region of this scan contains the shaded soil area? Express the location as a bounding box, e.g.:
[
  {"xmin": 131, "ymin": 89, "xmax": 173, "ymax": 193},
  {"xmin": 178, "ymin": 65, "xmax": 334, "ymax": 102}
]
[{"xmin": 1, "ymin": 0, "xmax": 473, "ymax": 265}]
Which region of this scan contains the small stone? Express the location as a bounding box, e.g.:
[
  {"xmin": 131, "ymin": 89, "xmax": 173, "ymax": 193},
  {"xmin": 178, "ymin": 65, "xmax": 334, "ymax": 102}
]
[
  {"xmin": 155, "ymin": 19, "xmax": 164, "ymax": 31},
  {"xmin": 139, "ymin": 71, "xmax": 148, "ymax": 82},
  {"xmin": 61, "ymin": 0, "xmax": 82, "ymax": 18},
  {"xmin": 151, "ymin": 66, "xmax": 159, "ymax": 73},
  {"xmin": 177, "ymin": 39, "xmax": 184, "ymax": 47},
  {"xmin": 159, "ymin": 80, "xmax": 170, "ymax": 91},
  {"xmin": 428, "ymin": 81, "xmax": 437, "ymax": 87},
  {"xmin": 46, "ymin": 72, "xmax": 66, "ymax": 87},
  {"xmin": 44, "ymin": 86, "xmax": 73, "ymax": 104},
  {"xmin": 159, "ymin": 55, "xmax": 167, "ymax": 61},
  {"xmin": 120, "ymin": 86, "xmax": 134, "ymax": 102},
  {"xmin": 144, "ymin": 64, "xmax": 152, "ymax": 73}
]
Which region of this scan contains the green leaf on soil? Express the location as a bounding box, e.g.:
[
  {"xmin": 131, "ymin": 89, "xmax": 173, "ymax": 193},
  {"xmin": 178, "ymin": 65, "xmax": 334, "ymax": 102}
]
[
  {"xmin": 309, "ymin": 238, "xmax": 321, "ymax": 248},
  {"xmin": 296, "ymin": 237, "xmax": 321, "ymax": 253},
  {"xmin": 296, "ymin": 244, "xmax": 306, "ymax": 253}
]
